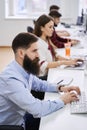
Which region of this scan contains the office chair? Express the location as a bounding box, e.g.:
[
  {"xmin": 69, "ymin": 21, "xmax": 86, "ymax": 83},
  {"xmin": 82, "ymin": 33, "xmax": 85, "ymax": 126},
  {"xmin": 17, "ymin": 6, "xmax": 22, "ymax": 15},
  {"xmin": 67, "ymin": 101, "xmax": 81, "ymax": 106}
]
[
  {"xmin": 0, "ymin": 125, "xmax": 24, "ymax": 130},
  {"xmin": 27, "ymin": 26, "xmax": 34, "ymax": 33},
  {"xmin": 25, "ymin": 75, "xmax": 47, "ymax": 130},
  {"xmin": 76, "ymin": 16, "xmax": 83, "ymax": 25}
]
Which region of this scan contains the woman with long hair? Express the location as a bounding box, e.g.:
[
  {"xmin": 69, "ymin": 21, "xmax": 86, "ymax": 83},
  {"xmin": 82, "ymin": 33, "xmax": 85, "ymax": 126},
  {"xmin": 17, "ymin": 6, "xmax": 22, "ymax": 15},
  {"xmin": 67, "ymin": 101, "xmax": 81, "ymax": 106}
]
[{"xmin": 34, "ymin": 14, "xmax": 80, "ymax": 78}]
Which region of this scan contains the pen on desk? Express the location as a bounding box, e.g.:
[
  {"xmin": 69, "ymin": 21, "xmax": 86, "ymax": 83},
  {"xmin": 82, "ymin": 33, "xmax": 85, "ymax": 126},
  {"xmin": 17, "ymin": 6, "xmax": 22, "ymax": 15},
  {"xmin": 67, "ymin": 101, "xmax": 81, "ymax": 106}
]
[
  {"xmin": 67, "ymin": 78, "xmax": 73, "ymax": 86},
  {"xmin": 57, "ymin": 79, "xmax": 63, "ymax": 85}
]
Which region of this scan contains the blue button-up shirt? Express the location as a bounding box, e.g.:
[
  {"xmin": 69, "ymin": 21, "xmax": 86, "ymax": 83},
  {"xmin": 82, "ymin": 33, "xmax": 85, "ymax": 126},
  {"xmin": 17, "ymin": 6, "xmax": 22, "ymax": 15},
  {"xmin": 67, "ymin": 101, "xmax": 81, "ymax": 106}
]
[{"xmin": 0, "ymin": 60, "xmax": 64, "ymax": 125}]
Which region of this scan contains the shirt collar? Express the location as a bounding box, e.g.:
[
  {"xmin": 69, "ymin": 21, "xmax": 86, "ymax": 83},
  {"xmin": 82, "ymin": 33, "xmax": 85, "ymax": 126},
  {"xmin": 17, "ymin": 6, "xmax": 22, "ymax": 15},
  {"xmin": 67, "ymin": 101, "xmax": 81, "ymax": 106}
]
[{"xmin": 13, "ymin": 60, "xmax": 29, "ymax": 81}]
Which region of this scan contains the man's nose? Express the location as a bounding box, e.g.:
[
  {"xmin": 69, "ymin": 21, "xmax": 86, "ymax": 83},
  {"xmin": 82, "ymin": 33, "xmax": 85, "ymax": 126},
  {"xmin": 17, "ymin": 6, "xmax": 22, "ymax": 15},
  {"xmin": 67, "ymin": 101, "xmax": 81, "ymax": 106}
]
[{"xmin": 36, "ymin": 52, "xmax": 39, "ymax": 58}]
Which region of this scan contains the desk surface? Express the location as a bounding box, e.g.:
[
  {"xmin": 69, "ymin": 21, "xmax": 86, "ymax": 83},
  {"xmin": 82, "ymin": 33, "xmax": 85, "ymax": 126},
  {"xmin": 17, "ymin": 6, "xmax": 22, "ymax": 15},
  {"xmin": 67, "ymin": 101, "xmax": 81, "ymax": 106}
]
[
  {"xmin": 39, "ymin": 68, "xmax": 87, "ymax": 130},
  {"xmin": 39, "ymin": 27, "xmax": 87, "ymax": 130}
]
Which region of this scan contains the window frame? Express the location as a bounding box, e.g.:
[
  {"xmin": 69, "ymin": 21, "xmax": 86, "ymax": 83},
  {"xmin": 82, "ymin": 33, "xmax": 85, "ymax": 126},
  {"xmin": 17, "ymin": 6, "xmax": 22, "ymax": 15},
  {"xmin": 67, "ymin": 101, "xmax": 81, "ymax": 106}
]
[{"xmin": 5, "ymin": 0, "xmax": 61, "ymax": 19}]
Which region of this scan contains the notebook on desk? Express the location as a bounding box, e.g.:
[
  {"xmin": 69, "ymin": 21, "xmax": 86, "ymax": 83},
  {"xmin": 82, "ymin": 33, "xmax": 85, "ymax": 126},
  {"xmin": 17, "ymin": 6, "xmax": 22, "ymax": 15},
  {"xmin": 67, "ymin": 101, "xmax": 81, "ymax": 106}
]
[{"xmin": 50, "ymin": 76, "xmax": 73, "ymax": 86}]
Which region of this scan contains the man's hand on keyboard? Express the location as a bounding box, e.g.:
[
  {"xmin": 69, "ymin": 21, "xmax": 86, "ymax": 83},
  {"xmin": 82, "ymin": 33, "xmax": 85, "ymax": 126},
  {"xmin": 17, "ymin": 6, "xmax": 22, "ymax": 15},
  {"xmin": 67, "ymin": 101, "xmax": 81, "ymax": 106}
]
[
  {"xmin": 60, "ymin": 86, "xmax": 81, "ymax": 95},
  {"xmin": 60, "ymin": 92, "xmax": 79, "ymax": 105},
  {"xmin": 70, "ymin": 91, "xmax": 87, "ymax": 113}
]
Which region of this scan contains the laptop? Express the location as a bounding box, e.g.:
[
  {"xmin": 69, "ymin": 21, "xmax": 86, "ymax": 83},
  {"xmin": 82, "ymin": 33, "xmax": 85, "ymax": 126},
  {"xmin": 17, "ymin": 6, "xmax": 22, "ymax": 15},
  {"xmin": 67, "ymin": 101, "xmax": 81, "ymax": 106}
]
[{"xmin": 64, "ymin": 60, "xmax": 85, "ymax": 70}]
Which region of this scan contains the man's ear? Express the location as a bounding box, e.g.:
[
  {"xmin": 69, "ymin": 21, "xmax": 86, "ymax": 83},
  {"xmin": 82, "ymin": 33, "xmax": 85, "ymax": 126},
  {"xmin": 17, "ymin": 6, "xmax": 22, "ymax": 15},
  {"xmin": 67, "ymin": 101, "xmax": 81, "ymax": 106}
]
[{"xmin": 18, "ymin": 49, "xmax": 25, "ymax": 59}]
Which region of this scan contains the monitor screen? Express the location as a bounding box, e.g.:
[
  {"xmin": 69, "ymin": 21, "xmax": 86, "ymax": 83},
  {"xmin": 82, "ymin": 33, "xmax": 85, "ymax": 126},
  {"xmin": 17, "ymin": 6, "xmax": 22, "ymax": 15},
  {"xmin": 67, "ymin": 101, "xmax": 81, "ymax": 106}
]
[
  {"xmin": 85, "ymin": 14, "xmax": 87, "ymax": 33},
  {"xmin": 83, "ymin": 13, "xmax": 87, "ymax": 33}
]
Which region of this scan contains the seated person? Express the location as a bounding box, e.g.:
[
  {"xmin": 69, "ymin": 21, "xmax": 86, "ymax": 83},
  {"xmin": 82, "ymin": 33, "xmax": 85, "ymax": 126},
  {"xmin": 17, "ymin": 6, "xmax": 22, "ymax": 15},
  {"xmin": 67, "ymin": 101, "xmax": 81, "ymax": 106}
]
[
  {"xmin": 49, "ymin": 10, "xmax": 80, "ymax": 48},
  {"xmin": 34, "ymin": 14, "xmax": 82, "ymax": 77},
  {"xmin": 49, "ymin": 5, "xmax": 70, "ymax": 37},
  {"xmin": 0, "ymin": 32, "xmax": 80, "ymax": 129},
  {"xmin": 49, "ymin": 4, "xmax": 60, "ymax": 12}
]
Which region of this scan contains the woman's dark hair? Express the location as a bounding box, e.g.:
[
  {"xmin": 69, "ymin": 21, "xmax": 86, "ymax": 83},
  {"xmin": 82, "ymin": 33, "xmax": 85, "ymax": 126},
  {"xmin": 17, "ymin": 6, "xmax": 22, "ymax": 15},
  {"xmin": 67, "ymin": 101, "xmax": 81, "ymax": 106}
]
[
  {"xmin": 34, "ymin": 14, "xmax": 54, "ymax": 37},
  {"xmin": 49, "ymin": 5, "xmax": 60, "ymax": 12},
  {"xmin": 12, "ymin": 32, "xmax": 38, "ymax": 53}
]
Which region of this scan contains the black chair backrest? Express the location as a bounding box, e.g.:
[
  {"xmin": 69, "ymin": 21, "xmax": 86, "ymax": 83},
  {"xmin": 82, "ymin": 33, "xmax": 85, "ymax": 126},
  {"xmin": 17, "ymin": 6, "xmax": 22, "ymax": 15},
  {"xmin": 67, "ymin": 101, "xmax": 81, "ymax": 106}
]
[
  {"xmin": 0, "ymin": 125, "xmax": 24, "ymax": 130},
  {"xmin": 27, "ymin": 26, "xmax": 34, "ymax": 33}
]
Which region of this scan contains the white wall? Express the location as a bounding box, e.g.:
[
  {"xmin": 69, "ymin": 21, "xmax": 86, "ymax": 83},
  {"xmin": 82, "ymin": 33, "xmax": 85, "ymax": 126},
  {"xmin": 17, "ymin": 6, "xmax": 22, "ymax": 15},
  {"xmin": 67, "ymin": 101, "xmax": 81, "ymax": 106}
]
[
  {"xmin": 60, "ymin": 0, "xmax": 79, "ymax": 23},
  {"xmin": 0, "ymin": 0, "xmax": 34, "ymax": 46},
  {"xmin": 0, "ymin": 0, "xmax": 79, "ymax": 46}
]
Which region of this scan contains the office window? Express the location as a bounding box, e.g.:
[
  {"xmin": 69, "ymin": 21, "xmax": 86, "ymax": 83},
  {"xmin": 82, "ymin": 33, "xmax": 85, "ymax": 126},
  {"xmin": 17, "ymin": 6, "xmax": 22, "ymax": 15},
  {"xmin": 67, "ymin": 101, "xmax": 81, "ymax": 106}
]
[
  {"xmin": 5, "ymin": 0, "xmax": 60, "ymax": 19},
  {"xmin": 17, "ymin": 0, "xmax": 27, "ymax": 14},
  {"xmin": 5, "ymin": 0, "xmax": 29, "ymax": 18}
]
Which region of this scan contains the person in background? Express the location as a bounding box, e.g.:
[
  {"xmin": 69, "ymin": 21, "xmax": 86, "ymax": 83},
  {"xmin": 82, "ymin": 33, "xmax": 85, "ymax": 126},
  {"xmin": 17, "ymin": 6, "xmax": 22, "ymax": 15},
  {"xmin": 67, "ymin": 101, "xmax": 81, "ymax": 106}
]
[
  {"xmin": 49, "ymin": 5, "xmax": 60, "ymax": 12},
  {"xmin": 0, "ymin": 32, "xmax": 80, "ymax": 129},
  {"xmin": 34, "ymin": 14, "xmax": 81, "ymax": 77},
  {"xmin": 49, "ymin": 11, "xmax": 80, "ymax": 48},
  {"xmin": 49, "ymin": 5, "xmax": 70, "ymax": 37}
]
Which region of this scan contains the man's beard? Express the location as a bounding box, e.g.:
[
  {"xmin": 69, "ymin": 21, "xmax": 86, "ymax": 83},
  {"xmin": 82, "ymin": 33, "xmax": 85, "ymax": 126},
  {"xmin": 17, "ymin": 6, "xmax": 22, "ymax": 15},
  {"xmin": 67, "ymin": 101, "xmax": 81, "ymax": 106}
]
[{"xmin": 23, "ymin": 54, "xmax": 40, "ymax": 76}]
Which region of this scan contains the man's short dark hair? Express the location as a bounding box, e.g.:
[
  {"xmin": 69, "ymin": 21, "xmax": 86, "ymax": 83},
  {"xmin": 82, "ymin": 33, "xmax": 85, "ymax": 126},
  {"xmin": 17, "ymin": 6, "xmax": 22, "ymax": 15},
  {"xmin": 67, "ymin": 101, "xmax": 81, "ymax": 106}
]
[
  {"xmin": 49, "ymin": 10, "xmax": 62, "ymax": 18},
  {"xmin": 49, "ymin": 5, "xmax": 60, "ymax": 12},
  {"xmin": 12, "ymin": 32, "xmax": 38, "ymax": 53}
]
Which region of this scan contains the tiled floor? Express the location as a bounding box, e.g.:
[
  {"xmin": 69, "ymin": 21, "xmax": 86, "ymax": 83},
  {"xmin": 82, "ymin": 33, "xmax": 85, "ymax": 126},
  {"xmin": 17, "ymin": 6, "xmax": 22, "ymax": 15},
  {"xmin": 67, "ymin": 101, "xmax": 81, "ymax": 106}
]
[{"xmin": 0, "ymin": 47, "xmax": 14, "ymax": 72}]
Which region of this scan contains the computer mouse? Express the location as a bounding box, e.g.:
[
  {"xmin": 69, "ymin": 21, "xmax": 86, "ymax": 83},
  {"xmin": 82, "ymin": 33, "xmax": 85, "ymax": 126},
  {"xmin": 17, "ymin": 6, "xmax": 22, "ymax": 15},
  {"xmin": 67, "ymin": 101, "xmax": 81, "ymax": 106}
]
[
  {"xmin": 75, "ymin": 60, "xmax": 84, "ymax": 67},
  {"xmin": 76, "ymin": 59, "xmax": 84, "ymax": 62}
]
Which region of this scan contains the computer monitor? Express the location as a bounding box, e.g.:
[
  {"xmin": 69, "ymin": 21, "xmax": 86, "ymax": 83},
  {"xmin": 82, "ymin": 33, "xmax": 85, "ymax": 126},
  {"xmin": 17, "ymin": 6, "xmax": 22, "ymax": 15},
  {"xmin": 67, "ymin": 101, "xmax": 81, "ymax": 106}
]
[
  {"xmin": 85, "ymin": 15, "xmax": 87, "ymax": 33},
  {"xmin": 76, "ymin": 16, "xmax": 82, "ymax": 25},
  {"xmin": 83, "ymin": 13, "xmax": 87, "ymax": 33}
]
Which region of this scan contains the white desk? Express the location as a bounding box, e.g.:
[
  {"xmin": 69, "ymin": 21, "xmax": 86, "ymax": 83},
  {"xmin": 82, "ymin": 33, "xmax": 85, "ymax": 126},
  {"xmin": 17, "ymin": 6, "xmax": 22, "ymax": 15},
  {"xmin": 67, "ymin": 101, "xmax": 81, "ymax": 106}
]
[
  {"xmin": 39, "ymin": 29, "xmax": 87, "ymax": 130},
  {"xmin": 55, "ymin": 43, "xmax": 87, "ymax": 59},
  {"xmin": 39, "ymin": 68, "xmax": 87, "ymax": 130}
]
